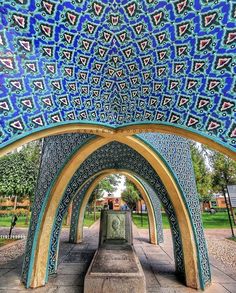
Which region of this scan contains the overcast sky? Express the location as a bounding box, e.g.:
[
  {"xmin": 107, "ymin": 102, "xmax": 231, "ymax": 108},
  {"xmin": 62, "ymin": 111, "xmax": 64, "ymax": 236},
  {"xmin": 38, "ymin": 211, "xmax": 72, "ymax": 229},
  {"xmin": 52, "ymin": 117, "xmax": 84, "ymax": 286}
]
[{"xmin": 102, "ymin": 175, "xmax": 126, "ymax": 198}]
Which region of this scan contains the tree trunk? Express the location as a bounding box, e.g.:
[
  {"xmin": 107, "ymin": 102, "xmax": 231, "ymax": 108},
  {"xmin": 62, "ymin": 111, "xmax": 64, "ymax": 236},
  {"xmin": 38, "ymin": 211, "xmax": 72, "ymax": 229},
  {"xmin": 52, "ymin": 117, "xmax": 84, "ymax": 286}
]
[
  {"xmin": 200, "ymin": 201, "xmax": 204, "ymax": 212},
  {"xmin": 25, "ymin": 205, "xmax": 30, "ymax": 225},
  {"xmin": 13, "ymin": 196, "xmax": 17, "ymax": 210},
  {"xmin": 94, "ymin": 194, "xmax": 96, "ymax": 222},
  {"xmin": 66, "ymin": 202, "xmax": 73, "ymax": 226}
]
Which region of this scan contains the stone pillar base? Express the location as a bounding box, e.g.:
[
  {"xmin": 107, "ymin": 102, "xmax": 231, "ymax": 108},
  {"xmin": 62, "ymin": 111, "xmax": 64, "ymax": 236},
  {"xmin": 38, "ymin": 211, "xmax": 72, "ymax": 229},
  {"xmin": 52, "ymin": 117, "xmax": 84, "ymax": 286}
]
[{"xmin": 84, "ymin": 245, "xmax": 146, "ymax": 293}]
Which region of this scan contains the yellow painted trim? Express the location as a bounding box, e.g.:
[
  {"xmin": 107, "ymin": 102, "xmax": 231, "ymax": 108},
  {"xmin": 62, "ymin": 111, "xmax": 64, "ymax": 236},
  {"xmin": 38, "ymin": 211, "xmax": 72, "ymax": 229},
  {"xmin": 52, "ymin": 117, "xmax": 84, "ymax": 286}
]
[
  {"xmin": 116, "ymin": 125, "xmax": 236, "ymax": 160},
  {"xmin": 29, "ymin": 136, "xmax": 113, "ymax": 288},
  {"xmin": 74, "ymin": 170, "xmax": 158, "ymax": 245},
  {"xmin": 124, "ymin": 172, "xmax": 157, "ymax": 245},
  {"xmin": 116, "ymin": 136, "xmax": 199, "ymax": 289},
  {"xmin": 1, "ymin": 123, "xmax": 235, "ymax": 160},
  {"xmin": 29, "ymin": 135, "xmax": 202, "ymax": 289},
  {"xmin": 0, "ymin": 124, "xmax": 114, "ymax": 157}
]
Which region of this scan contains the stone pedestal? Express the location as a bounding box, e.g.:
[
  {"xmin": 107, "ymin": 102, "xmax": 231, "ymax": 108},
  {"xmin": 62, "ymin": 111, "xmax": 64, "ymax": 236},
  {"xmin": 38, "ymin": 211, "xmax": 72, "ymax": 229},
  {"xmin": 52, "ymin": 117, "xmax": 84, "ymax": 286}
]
[
  {"xmin": 99, "ymin": 210, "xmax": 132, "ymax": 246},
  {"xmin": 84, "ymin": 210, "xmax": 146, "ymax": 293}
]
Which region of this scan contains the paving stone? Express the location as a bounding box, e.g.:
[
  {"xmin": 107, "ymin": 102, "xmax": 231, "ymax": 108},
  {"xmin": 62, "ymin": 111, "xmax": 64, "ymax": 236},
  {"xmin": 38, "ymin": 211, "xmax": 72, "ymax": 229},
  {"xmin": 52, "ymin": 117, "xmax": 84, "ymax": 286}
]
[
  {"xmin": 21, "ymin": 287, "xmax": 58, "ymax": 293},
  {"xmin": 0, "ymin": 268, "xmax": 11, "ymax": 277},
  {"xmin": 147, "ymin": 286, "xmax": 161, "ymax": 293},
  {"xmin": 62, "ymin": 251, "xmax": 95, "ymax": 263},
  {"xmin": 141, "ymin": 263, "xmax": 160, "ymax": 287},
  {"xmin": 211, "ymin": 267, "xmax": 236, "ymax": 284},
  {"xmin": 160, "ymin": 288, "xmax": 198, "ymax": 293},
  {"xmin": 57, "ymin": 263, "xmax": 88, "ymax": 275},
  {"xmin": 0, "ymin": 270, "xmax": 22, "ymax": 289},
  {"xmin": 155, "ymin": 274, "xmax": 185, "ymax": 288},
  {"xmin": 51, "ymin": 274, "xmax": 84, "ymax": 286},
  {"xmin": 0, "ymin": 226, "xmax": 235, "ymax": 292},
  {"xmin": 148, "ymin": 259, "xmax": 171, "ymax": 265},
  {"xmin": 151, "ymin": 264, "xmax": 175, "ymax": 275},
  {"xmin": 204, "ymin": 283, "xmax": 232, "ymax": 293},
  {"xmin": 56, "ymin": 286, "xmax": 83, "ymax": 293},
  {"xmin": 221, "ymin": 283, "xmax": 236, "ymax": 293}
]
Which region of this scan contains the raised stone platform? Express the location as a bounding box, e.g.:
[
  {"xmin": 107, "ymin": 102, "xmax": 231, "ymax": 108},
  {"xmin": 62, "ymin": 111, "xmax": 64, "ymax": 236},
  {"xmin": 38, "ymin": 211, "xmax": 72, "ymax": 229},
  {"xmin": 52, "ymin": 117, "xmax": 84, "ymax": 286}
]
[
  {"xmin": 84, "ymin": 210, "xmax": 146, "ymax": 293},
  {"xmin": 84, "ymin": 245, "xmax": 146, "ymax": 293}
]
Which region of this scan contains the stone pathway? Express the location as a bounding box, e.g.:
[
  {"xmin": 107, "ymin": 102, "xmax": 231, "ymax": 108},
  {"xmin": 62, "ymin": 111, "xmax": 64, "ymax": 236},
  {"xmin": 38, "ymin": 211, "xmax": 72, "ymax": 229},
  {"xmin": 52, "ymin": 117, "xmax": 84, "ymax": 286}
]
[
  {"xmin": 205, "ymin": 229, "xmax": 236, "ymax": 280},
  {"xmin": 134, "ymin": 228, "xmax": 236, "ymax": 293},
  {"xmin": 0, "ymin": 225, "xmax": 235, "ymax": 292}
]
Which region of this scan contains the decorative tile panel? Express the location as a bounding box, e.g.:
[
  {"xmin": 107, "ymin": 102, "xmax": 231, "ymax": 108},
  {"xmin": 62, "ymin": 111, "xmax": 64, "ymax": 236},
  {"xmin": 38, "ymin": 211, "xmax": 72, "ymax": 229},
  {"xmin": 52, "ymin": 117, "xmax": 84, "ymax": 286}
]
[
  {"xmin": 138, "ymin": 133, "xmax": 211, "ymax": 285},
  {"xmin": 0, "ymin": 1, "xmax": 235, "ymax": 152},
  {"xmin": 21, "ymin": 133, "xmax": 94, "ymax": 285}
]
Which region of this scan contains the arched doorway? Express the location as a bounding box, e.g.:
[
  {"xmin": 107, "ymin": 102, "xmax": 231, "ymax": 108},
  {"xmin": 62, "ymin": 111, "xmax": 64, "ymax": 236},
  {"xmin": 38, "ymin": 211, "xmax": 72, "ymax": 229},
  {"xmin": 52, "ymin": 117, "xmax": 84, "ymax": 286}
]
[
  {"xmin": 69, "ymin": 171, "xmax": 163, "ymax": 246},
  {"xmin": 21, "ymin": 134, "xmax": 210, "ymax": 290}
]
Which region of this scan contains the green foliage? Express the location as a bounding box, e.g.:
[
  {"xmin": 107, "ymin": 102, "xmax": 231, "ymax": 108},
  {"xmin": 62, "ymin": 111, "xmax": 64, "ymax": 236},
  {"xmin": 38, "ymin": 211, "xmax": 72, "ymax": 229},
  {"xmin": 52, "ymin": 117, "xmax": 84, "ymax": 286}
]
[
  {"xmin": 0, "ymin": 141, "xmax": 41, "ymax": 202},
  {"xmin": 227, "ymin": 237, "xmax": 236, "ymax": 242},
  {"xmin": 0, "ymin": 215, "xmax": 29, "ymax": 227},
  {"xmin": 190, "ymin": 143, "xmax": 212, "ymax": 202},
  {"xmin": 121, "ymin": 179, "xmax": 141, "ymax": 211},
  {"xmin": 83, "ymin": 212, "xmax": 100, "ymax": 227},
  {"xmin": 209, "ymin": 150, "xmax": 236, "ymax": 193},
  {"xmin": 89, "ymin": 174, "xmax": 121, "ymax": 204},
  {"xmin": 0, "ymin": 208, "xmax": 30, "ymax": 217},
  {"xmin": 191, "ymin": 142, "xmax": 236, "ymax": 199}
]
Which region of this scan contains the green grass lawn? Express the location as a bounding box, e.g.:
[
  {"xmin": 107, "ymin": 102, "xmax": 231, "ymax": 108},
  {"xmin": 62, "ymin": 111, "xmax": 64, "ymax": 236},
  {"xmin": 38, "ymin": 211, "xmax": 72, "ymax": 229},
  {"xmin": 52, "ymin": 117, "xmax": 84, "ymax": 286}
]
[
  {"xmin": 132, "ymin": 211, "xmax": 234, "ymax": 229},
  {"xmin": 227, "ymin": 237, "xmax": 236, "ymax": 242},
  {"xmin": 132, "ymin": 213, "xmax": 169, "ymax": 229},
  {"xmin": 0, "ymin": 212, "xmax": 100, "ymax": 228},
  {"xmin": 201, "ymin": 212, "xmax": 233, "ymax": 229},
  {"xmin": 62, "ymin": 212, "xmax": 100, "ymax": 228},
  {"xmin": 0, "ymin": 211, "xmax": 233, "ymax": 230},
  {"xmin": 0, "ymin": 216, "xmax": 29, "ymax": 227},
  {"xmin": 83, "ymin": 212, "xmax": 100, "ymax": 227}
]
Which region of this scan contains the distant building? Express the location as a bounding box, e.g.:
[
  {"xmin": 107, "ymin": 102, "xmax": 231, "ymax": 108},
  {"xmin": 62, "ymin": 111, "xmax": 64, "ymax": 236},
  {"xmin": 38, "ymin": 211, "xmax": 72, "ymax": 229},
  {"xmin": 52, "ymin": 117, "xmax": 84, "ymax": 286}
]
[
  {"xmin": 95, "ymin": 196, "xmax": 125, "ymax": 211},
  {"xmin": 136, "ymin": 199, "xmax": 147, "ymax": 213},
  {"xmin": 215, "ymin": 197, "xmax": 227, "ymax": 208},
  {"xmin": 202, "ymin": 194, "xmax": 226, "ymax": 210}
]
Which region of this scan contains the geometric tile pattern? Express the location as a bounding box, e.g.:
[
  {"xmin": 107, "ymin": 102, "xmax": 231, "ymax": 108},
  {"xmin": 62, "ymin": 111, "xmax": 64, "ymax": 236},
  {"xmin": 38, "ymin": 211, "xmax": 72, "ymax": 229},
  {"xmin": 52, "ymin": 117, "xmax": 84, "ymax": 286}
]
[
  {"xmin": 47, "ymin": 141, "xmax": 184, "ymax": 279},
  {"xmin": 21, "ymin": 132, "xmax": 210, "ymax": 289},
  {"xmin": 136, "ymin": 176, "xmax": 164, "ymax": 244},
  {"xmin": 138, "ymin": 133, "xmax": 211, "ymax": 286},
  {"xmin": 69, "ymin": 176, "xmax": 100, "ymax": 244},
  {"xmin": 67, "ymin": 173, "xmax": 163, "ymax": 247},
  {"xmin": 0, "ymin": 1, "xmax": 235, "ymax": 151},
  {"xmin": 21, "ymin": 133, "xmax": 94, "ymax": 286}
]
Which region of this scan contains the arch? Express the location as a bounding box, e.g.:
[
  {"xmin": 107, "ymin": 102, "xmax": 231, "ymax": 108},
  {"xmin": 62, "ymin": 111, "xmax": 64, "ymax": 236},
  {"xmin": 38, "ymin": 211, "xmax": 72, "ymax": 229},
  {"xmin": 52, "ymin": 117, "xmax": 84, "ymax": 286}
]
[
  {"xmin": 0, "ymin": 123, "xmax": 235, "ymax": 160},
  {"xmin": 23, "ymin": 135, "xmax": 208, "ymax": 290},
  {"xmin": 69, "ymin": 170, "xmax": 163, "ymax": 246},
  {"xmin": 49, "ymin": 165, "xmax": 170, "ymax": 278},
  {"xmin": 23, "ymin": 136, "xmax": 113, "ymax": 288}
]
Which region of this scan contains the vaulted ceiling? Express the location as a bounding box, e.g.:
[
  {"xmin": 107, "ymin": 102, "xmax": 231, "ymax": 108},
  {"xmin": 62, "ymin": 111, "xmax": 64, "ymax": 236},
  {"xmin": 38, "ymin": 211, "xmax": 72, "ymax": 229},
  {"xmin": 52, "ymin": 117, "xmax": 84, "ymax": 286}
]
[{"xmin": 0, "ymin": 0, "xmax": 235, "ymax": 150}]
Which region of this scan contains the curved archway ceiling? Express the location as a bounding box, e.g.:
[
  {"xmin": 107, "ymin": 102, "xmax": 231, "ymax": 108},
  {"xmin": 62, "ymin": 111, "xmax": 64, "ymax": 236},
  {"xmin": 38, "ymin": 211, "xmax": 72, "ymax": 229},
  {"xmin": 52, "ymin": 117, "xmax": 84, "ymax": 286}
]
[{"xmin": 0, "ymin": 0, "xmax": 235, "ymax": 149}]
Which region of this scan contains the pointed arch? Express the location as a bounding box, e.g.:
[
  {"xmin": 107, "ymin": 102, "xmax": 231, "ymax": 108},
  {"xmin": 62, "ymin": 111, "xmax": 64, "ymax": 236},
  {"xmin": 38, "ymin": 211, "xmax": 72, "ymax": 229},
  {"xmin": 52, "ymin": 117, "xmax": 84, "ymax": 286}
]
[
  {"xmin": 24, "ymin": 135, "xmax": 206, "ymax": 290},
  {"xmin": 69, "ymin": 170, "xmax": 162, "ymax": 246}
]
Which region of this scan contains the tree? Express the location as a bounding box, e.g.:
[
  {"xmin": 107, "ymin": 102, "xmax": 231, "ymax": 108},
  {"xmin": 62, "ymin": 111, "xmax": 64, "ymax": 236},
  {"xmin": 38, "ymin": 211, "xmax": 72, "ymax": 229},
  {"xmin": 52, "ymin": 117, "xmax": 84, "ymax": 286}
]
[
  {"xmin": 209, "ymin": 151, "xmax": 236, "ymax": 193},
  {"xmin": 190, "ymin": 143, "xmax": 212, "ymax": 204},
  {"xmin": 89, "ymin": 174, "xmax": 121, "ymax": 205},
  {"xmin": 88, "ymin": 174, "xmax": 121, "ymax": 220},
  {"xmin": 121, "ymin": 179, "xmax": 141, "ymax": 211},
  {"xmin": 0, "ymin": 141, "xmax": 41, "ymax": 205}
]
